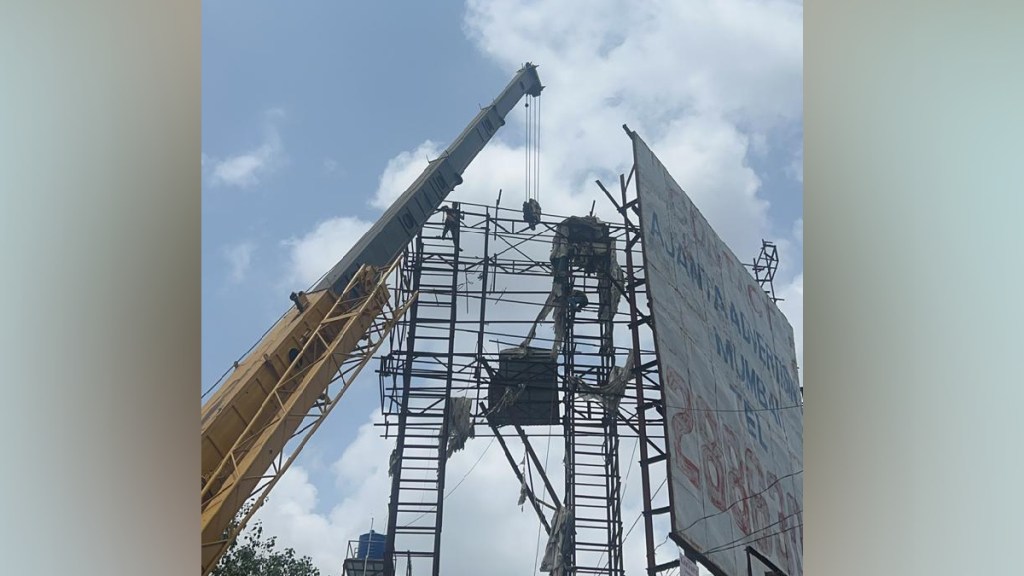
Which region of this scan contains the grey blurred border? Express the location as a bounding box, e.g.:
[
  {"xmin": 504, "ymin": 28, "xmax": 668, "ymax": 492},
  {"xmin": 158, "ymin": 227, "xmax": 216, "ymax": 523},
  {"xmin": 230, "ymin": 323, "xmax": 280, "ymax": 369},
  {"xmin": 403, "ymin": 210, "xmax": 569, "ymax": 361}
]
[
  {"xmin": 0, "ymin": 2, "xmax": 199, "ymax": 575},
  {"xmin": 806, "ymin": 1, "xmax": 1024, "ymax": 574}
]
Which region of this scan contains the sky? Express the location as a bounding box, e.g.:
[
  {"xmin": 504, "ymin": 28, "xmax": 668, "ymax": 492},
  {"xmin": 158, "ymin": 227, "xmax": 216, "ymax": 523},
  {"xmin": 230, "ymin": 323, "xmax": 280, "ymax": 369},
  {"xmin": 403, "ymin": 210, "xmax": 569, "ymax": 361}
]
[{"xmin": 202, "ymin": 1, "xmax": 803, "ymax": 575}]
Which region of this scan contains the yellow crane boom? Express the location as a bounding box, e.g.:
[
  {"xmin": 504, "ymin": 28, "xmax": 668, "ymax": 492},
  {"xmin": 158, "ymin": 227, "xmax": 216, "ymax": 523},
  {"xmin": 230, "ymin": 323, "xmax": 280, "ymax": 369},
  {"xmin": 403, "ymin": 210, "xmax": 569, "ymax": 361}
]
[{"xmin": 201, "ymin": 262, "xmax": 414, "ymax": 574}]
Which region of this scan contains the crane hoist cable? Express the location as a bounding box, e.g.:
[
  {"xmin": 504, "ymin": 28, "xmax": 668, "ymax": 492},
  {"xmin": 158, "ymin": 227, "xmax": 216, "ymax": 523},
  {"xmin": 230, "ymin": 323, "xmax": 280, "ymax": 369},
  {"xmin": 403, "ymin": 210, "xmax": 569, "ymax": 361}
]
[
  {"xmin": 526, "ymin": 94, "xmax": 539, "ymax": 202},
  {"xmin": 536, "ymin": 94, "xmax": 541, "ymax": 202},
  {"xmin": 523, "ymin": 94, "xmax": 543, "ymax": 229},
  {"xmin": 525, "ymin": 94, "xmax": 530, "ymax": 200}
]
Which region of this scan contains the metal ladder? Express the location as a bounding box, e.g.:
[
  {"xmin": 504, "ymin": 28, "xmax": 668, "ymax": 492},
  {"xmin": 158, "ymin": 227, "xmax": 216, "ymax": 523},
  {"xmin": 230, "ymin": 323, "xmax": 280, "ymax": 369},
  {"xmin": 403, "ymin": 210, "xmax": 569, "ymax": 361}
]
[
  {"xmin": 561, "ymin": 270, "xmax": 625, "ymax": 576},
  {"xmin": 382, "ymin": 209, "xmax": 463, "ymax": 576}
]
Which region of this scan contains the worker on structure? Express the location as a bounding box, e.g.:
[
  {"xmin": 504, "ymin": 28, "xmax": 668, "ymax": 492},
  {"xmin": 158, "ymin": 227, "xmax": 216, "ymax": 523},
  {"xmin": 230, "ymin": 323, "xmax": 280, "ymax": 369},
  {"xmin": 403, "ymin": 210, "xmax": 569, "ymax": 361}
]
[
  {"xmin": 568, "ymin": 289, "xmax": 589, "ymax": 313},
  {"xmin": 440, "ymin": 204, "xmax": 465, "ymax": 251},
  {"xmin": 523, "ymin": 198, "xmax": 542, "ymax": 230},
  {"xmin": 440, "ymin": 205, "xmax": 459, "ymax": 240}
]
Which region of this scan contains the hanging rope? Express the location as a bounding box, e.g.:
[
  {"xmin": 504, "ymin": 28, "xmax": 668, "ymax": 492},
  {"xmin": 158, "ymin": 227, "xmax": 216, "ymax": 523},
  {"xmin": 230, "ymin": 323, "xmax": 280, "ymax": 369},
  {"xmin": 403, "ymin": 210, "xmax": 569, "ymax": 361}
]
[
  {"xmin": 521, "ymin": 93, "xmax": 543, "ymax": 230},
  {"xmin": 535, "ymin": 94, "xmax": 541, "ymax": 203},
  {"xmin": 525, "ymin": 95, "xmax": 532, "ymax": 203}
]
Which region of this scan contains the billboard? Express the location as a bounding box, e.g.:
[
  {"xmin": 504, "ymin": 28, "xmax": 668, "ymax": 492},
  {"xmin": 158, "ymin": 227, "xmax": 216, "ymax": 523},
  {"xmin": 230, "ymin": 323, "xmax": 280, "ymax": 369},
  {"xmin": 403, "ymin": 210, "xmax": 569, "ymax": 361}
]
[{"xmin": 630, "ymin": 131, "xmax": 803, "ymax": 576}]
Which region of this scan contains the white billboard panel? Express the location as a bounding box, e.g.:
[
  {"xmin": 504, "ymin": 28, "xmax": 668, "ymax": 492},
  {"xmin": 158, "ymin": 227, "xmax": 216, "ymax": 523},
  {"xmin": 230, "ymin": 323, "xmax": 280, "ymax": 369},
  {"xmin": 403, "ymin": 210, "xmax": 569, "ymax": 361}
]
[{"xmin": 630, "ymin": 132, "xmax": 803, "ymax": 576}]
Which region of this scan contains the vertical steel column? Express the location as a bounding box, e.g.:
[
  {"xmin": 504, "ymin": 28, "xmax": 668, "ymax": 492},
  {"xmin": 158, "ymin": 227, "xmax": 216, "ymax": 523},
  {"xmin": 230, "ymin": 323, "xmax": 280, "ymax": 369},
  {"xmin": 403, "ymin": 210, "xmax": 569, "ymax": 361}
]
[
  {"xmin": 431, "ymin": 206, "xmax": 462, "ymax": 576},
  {"xmin": 559, "ymin": 238, "xmax": 624, "ymax": 575},
  {"xmin": 384, "ymin": 236, "xmax": 425, "ymax": 576},
  {"xmin": 620, "ymin": 170, "xmax": 661, "ymax": 576},
  {"xmin": 597, "ymin": 251, "xmax": 624, "ymax": 576},
  {"xmin": 472, "ymin": 210, "xmax": 491, "ymax": 408},
  {"xmin": 560, "ymin": 272, "xmax": 577, "ymax": 574}
]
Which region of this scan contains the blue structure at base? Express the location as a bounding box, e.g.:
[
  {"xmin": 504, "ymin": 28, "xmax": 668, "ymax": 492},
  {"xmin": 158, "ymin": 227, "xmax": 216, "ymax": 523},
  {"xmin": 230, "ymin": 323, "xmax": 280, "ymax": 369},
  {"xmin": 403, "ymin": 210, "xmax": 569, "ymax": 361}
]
[{"xmin": 357, "ymin": 531, "xmax": 386, "ymax": 561}]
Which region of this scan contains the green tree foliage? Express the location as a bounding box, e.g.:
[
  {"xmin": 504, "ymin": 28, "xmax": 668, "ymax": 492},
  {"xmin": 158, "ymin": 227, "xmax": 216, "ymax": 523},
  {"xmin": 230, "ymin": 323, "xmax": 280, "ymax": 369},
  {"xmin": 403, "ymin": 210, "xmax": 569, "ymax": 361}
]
[{"xmin": 213, "ymin": 516, "xmax": 320, "ymax": 576}]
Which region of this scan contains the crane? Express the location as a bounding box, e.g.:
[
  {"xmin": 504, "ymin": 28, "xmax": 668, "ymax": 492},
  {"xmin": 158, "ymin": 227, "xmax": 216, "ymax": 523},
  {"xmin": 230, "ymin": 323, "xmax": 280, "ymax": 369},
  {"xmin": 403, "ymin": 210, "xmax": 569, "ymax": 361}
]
[{"xmin": 200, "ymin": 63, "xmax": 544, "ymax": 576}]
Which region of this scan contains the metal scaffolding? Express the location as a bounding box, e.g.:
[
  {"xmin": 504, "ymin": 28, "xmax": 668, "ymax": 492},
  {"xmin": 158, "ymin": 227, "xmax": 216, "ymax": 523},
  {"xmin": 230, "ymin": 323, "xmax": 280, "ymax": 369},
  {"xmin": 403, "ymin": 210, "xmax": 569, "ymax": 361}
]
[
  {"xmin": 598, "ymin": 169, "xmax": 677, "ymax": 576},
  {"xmin": 374, "ymin": 180, "xmax": 685, "ymax": 576},
  {"xmin": 747, "ymin": 240, "xmax": 782, "ymax": 303}
]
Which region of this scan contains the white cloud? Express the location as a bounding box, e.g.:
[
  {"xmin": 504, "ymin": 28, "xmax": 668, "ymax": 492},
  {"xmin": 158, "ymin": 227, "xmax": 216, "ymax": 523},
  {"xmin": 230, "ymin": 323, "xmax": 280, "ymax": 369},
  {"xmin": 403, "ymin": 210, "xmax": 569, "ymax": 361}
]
[
  {"xmin": 340, "ymin": 0, "xmax": 801, "ymax": 260},
  {"xmin": 209, "ymin": 109, "xmax": 287, "ymax": 189},
  {"xmin": 223, "ymin": 241, "xmax": 255, "ymax": 284},
  {"xmin": 250, "ymin": 413, "xmax": 392, "ymax": 576},
  {"xmin": 282, "ymin": 216, "xmax": 373, "ymax": 289},
  {"xmin": 465, "ymin": 0, "xmax": 802, "ymax": 131},
  {"xmin": 323, "ymin": 158, "xmax": 340, "ymax": 174},
  {"xmin": 371, "ymin": 140, "xmax": 443, "ymax": 209}
]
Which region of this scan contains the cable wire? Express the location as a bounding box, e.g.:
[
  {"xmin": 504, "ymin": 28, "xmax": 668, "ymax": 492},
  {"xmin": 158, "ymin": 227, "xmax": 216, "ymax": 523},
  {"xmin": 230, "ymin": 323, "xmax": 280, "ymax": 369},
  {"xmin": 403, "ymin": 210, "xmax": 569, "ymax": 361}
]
[
  {"xmin": 677, "ymin": 469, "xmax": 803, "ymax": 535},
  {"xmin": 595, "ymin": 437, "xmax": 640, "ymax": 569},
  {"xmin": 524, "ymin": 95, "xmax": 531, "ymax": 203},
  {"xmin": 201, "ymin": 308, "xmax": 289, "ymax": 401},
  {"xmin": 536, "ymin": 95, "xmax": 541, "ymax": 203},
  {"xmin": 404, "ymin": 436, "xmax": 497, "ymax": 526},
  {"xmin": 702, "ymin": 514, "xmax": 803, "ymax": 556},
  {"xmin": 533, "ymin": 422, "xmax": 556, "ymax": 572},
  {"xmin": 623, "ymin": 477, "xmax": 667, "ymax": 544}
]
